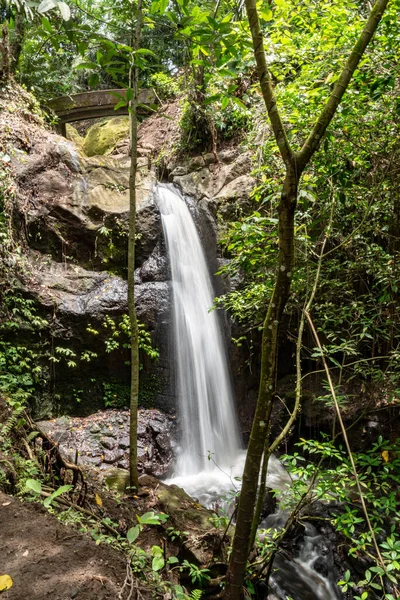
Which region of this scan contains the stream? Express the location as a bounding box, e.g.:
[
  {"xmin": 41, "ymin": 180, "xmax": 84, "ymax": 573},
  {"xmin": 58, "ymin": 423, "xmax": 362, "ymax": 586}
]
[{"xmin": 156, "ymin": 183, "xmax": 341, "ymax": 600}]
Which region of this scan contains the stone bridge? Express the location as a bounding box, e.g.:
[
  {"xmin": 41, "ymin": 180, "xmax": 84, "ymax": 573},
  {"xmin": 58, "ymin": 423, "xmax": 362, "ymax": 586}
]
[{"xmin": 48, "ymin": 88, "xmax": 157, "ymax": 135}]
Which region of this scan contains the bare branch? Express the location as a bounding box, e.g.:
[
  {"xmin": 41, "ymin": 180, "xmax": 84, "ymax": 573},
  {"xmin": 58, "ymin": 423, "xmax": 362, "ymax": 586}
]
[{"xmin": 244, "ymin": 0, "xmax": 293, "ymax": 168}]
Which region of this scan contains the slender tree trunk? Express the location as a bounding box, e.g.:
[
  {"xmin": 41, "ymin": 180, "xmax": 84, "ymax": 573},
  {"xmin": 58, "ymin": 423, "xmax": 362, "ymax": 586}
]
[
  {"xmin": 224, "ymin": 171, "xmax": 299, "ymax": 598},
  {"xmin": 10, "ymin": 13, "xmax": 25, "ymax": 73},
  {"xmin": 1, "ymin": 24, "xmax": 10, "ymax": 82},
  {"xmin": 128, "ymin": 0, "xmax": 143, "ymax": 490},
  {"xmin": 224, "ymin": 0, "xmax": 390, "ymax": 597}
]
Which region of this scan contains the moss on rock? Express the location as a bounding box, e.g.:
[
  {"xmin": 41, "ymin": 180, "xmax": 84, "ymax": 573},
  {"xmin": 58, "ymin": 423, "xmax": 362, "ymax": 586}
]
[
  {"xmin": 66, "ymin": 124, "xmax": 85, "ymax": 151},
  {"xmin": 83, "ymin": 117, "xmax": 130, "ymax": 157}
]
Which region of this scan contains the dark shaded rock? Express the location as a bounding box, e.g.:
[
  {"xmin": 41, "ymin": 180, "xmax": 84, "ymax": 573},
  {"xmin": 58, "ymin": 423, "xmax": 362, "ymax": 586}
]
[
  {"xmin": 118, "ymin": 436, "xmax": 130, "ymax": 449},
  {"xmin": 36, "ymin": 408, "xmax": 177, "ymax": 477},
  {"xmin": 139, "ymin": 243, "xmax": 168, "ymax": 283},
  {"xmin": 100, "ymin": 437, "xmax": 116, "ymax": 450},
  {"xmin": 103, "ymin": 449, "xmax": 125, "ymax": 464},
  {"xmin": 155, "ymin": 433, "xmax": 172, "ymax": 453},
  {"xmin": 138, "ymin": 474, "xmax": 230, "ymax": 565}
]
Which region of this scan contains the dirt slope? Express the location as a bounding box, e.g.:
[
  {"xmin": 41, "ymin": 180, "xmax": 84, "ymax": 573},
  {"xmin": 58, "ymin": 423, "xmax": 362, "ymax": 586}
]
[{"xmin": 0, "ymin": 491, "xmax": 133, "ymax": 600}]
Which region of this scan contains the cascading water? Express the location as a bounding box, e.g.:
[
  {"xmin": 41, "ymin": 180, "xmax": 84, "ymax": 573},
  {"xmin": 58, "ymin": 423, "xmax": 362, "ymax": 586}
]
[
  {"xmin": 156, "ymin": 182, "xmax": 340, "ymax": 600},
  {"xmin": 155, "ymin": 183, "xmax": 241, "ymax": 479}
]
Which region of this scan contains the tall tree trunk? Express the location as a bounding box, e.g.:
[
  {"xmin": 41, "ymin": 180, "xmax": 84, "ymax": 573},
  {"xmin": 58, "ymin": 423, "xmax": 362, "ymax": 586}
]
[
  {"xmin": 224, "ymin": 170, "xmax": 299, "ymax": 598},
  {"xmin": 224, "ymin": 0, "xmax": 390, "ymax": 597},
  {"xmin": 10, "ymin": 13, "xmax": 25, "ymax": 73},
  {"xmin": 1, "ymin": 24, "xmax": 10, "ymax": 82},
  {"xmin": 128, "ymin": 0, "xmax": 143, "ymax": 490}
]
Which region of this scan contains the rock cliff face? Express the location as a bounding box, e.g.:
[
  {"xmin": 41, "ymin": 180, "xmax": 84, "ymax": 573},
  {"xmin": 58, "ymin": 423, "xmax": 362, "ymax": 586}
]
[{"xmin": 7, "ymin": 97, "xmax": 256, "ymax": 421}]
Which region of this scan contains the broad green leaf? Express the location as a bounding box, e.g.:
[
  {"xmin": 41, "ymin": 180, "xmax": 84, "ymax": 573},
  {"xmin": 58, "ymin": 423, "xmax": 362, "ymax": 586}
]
[
  {"xmin": 25, "ymin": 479, "xmax": 42, "ymax": 494},
  {"xmin": 88, "ymin": 73, "xmax": 100, "ymax": 88},
  {"xmin": 221, "ymin": 96, "xmax": 230, "ymax": 110},
  {"xmin": 57, "ymin": 1, "xmax": 71, "ymax": 21},
  {"xmin": 75, "ymin": 62, "xmax": 98, "ymax": 70},
  {"xmin": 37, "ymin": 0, "xmax": 57, "ymax": 13},
  {"xmin": 152, "ymin": 556, "xmax": 165, "ymax": 571},
  {"xmin": 114, "ymin": 100, "xmax": 128, "ymax": 111},
  {"xmin": 41, "ymin": 16, "xmax": 53, "ymax": 33},
  {"xmin": 43, "ymin": 485, "xmax": 72, "ymax": 508},
  {"xmin": 127, "ymin": 525, "xmax": 140, "ymax": 543},
  {"xmin": 138, "ymin": 511, "xmax": 160, "ymax": 525}
]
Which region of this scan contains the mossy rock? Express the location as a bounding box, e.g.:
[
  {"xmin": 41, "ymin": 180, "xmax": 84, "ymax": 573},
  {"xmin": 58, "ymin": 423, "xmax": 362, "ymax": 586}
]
[
  {"xmin": 66, "ymin": 124, "xmax": 85, "ymax": 151},
  {"xmin": 83, "ymin": 117, "xmax": 130, "ymax": 157},
  {"xmin": 104, "ymin": 468, "xmax": 130, "ymax": 492}
]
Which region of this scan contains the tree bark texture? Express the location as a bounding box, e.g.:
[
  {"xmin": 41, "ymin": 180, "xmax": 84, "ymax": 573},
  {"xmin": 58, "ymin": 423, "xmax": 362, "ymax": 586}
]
[
  {"xmin": 10, "ymin": 13, "xmax": 25, "ymax": 72},
  {"xmin": 128, "ymin": 0, "xmax": 143, "ymax": 490},
  {"xmin": 224, "ymin": 172, "xmax": 298, "ymax": 599},
  {"xmin": 1, "ymin": 24, "xmax": 10, "ymax": 82},
  {"xmin": 224, "ymin": 0, "xmax": 391, "ymax": 597}
]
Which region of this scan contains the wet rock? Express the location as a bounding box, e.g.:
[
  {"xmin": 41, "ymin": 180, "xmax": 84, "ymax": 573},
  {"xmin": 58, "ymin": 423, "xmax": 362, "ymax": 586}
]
[
  {"xmin": 104, "ymin": 468, "xmax": 130, "ymax": 492},
  {"xmin": 100, "ymin": 437, "xmax": 116, "ymax": 450},
  {"xmin": 36, "ymin": 408, "xmax": 177, "ymax": 477},
  {"xmin": 103, "ymin": 449, "xmax": 125, "ymax": 464},
  {"xmin": 188, "ymin": 156, "xmax": 205, "ymax": 171},
  {"xmin": 138, "ymin": 474, "xmax": 230, "ymax": 565},
  {"xmin": 155, "ymin": 433, "xmax": 172, "ymax": 453},
  {"xmin": 119, "ymin": 436, "xmax": 130, "ymax": 449},
  {"xmin": 139, "ymin": 243, "xmax": 168, "ymax": 282},
  {"xmin": 172, "ymin": 168, "xmax": 211, "ymax": 200}
]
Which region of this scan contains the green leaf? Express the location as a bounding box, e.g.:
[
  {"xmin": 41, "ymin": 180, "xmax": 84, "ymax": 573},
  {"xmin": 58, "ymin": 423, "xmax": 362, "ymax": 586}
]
[
  {"xmin": 37, "ymin": 0, "xmax": 57, "ymax": 13},
  {"xmin": 127, "ymin": 525, "xmax": 140, "ymax": 543},
  {"xmin": 41, "ymin": 16, "xmax": 53, "ymax": 33},
  {"xmin": 203, "ymin": 93, "xmax": 222, "ymax": 105},
  {"xmin": 168, "ymin": 556, "xmax": 179, "ymax": 564},
  {"xmin": 25, "ymin": 479, "xmax": 42, "ymax": 494},
  {"xmin": 43, "ymin": 484, "xmax": 72, "ymax": 507},
  {"xmin": 88, "ymin": 73, "xmax": 100, "ymax": 88},
  {"xmin": 152, "ymin": 556, "xmax": 165, "ymax": 571},
  {"xmin": 57, "ymin": 1, "xmax": 71, "ymax": 21},
  {"xmin": 114, "ymin": 100, "xmax": 128, "ymax": 111},
  {"xmin": 138, "ymin": 511, "xmax": 161, "ymax": 525},
  {"xmin": 221, "ymin": 96, "xmax": 230, "ymax": 110},
  {"xmin": 231, "ymin": 96, "xmax": 246, "ymax": 109},
  {"xmin": 75, "ymin": 62, "xmax": 98, "ymax": 70}
]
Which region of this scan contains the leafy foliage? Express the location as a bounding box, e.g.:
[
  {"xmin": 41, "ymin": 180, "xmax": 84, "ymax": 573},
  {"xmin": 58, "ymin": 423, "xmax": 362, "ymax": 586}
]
[{"xmin": 278, "ymin": 436, "xmax": 400, "ymax": 599}]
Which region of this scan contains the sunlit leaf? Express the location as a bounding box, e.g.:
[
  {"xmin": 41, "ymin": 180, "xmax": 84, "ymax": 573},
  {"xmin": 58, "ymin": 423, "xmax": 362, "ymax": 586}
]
[{"xmin": 0, "ymin": 575, "xmax": 13, "ymax": 592}]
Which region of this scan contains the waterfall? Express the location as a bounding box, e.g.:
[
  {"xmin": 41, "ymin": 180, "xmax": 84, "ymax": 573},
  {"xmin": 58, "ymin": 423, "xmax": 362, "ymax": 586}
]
[
  {"xmin": 155, "ymin": 184, "xmax": 341, "ymax": 600},
  {"xmin": 155, "ymin": 183, "xmax": 241, "ymax": 477}
]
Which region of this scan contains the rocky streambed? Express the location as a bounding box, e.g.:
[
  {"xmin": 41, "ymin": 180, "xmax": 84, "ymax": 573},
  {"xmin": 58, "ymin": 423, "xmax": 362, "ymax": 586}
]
[{"xmin": 37, "ymin": 408, "xmax": 177, "ymax": 477}]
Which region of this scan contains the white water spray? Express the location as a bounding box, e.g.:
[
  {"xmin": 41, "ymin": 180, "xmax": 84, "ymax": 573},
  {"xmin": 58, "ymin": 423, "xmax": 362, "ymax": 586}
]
[{"xmin": 156, "ymin": 184, "xmax": 241, "ymax": 478}]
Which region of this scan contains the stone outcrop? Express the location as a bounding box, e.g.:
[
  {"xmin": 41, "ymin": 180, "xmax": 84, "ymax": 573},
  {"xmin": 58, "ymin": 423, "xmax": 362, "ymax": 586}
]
[
  {"xmin": 36, "ymin": 408, "xmax": 177, "ymax": 477},
  {"xmin": 8, "ymin": 93, "xmax": 256, "ymax": 421}
]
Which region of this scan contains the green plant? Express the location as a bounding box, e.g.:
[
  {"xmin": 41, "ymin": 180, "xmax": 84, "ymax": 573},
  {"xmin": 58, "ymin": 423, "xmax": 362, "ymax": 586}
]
[
  {"xmin": 276, "ymin": 436, "xmax": 400, "ymax": 599},
  {"xmin": 25, "ymin": 479, "xmax": 73, "ymax": 508},
  {"xmin": 103, "ymin": 381, "xmax": 130, "ymax": 408},
  {"xmin": 150, "ymin": 72, "xmax": 180, "ymax": 101},
  {"xmin": 167, "ymin": 526, "xmax": 189, "ymax": 542},
  {"xmin": 180, "ymin": 560, "xmax": 210, "ymax": 587},
  {"xmin": 126, "ymin": 510, "xmax": 170, "ymax": 545}
]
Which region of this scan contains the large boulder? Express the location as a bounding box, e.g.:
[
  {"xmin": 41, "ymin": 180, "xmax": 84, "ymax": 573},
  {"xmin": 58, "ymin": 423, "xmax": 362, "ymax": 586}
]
[
  {"xmin": 24, "ymin": 252, "xmax": 172, "ymax": 417},
  {"xmin": 83, "ymin": 116, "xmax": 130, "ymax": 156},
  {"xmin": 14, "ymin": 136, "xmax": 159, "ymax": 274}
]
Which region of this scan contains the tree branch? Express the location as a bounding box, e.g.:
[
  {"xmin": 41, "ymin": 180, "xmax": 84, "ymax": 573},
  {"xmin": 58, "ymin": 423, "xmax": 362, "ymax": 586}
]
[
  {"xmin": 244, "ymin": 0, "xmax": 294, "ymax": 168},
  {"xmin": 298, "ymin": 0, "xmax": 390, "ymax": 168}
]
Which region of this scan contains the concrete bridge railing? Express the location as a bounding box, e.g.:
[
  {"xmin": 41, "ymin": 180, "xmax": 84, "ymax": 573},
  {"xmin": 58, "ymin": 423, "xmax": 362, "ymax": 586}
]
[{"xmin": 48, "ymin": 88, "xmax": 157, "ymax": 135}]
